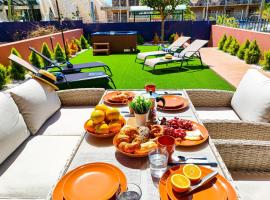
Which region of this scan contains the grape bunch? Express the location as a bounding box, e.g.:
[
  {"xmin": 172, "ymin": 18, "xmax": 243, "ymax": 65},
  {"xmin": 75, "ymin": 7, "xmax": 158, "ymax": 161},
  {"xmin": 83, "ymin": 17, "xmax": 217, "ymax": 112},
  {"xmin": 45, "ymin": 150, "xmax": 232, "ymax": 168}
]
[{"xmin": 160, "ymin": 117, "xmax": 193, "ymax": 139}]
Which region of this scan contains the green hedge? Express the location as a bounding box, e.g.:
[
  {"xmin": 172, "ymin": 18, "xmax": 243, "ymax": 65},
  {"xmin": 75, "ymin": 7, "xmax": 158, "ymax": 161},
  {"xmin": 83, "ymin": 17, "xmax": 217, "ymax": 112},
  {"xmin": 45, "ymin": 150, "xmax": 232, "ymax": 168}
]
[
  {"xmin": 244, "ymin": 40, "xmax": 261, "ymax": 64},
  {"xmin": 218, "ymin": 34, "xmax": 227, "ymax": 50},
  {"xmin": 10, "ymin": 48, "xmax": 26, "ymax": 80},
  {"xmin": 0, "ymin": 64, "xmax": 7, "ymax": 90},
  {"xmin": 237, "ymin": 40, "xmax": 250, "ymax": 60},
  {"xmin": 41, "ymin": 42, "xmax": 53, "ymax": 67},
  {"xmin": 222, "ymin": 36, "xmax": 233, "ymax": 52}
]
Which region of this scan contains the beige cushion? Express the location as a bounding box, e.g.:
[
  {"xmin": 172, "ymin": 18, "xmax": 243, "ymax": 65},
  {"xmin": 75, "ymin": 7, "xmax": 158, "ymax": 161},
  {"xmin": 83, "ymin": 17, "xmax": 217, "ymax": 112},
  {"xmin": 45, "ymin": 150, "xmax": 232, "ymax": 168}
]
[
  {"xmin": 231, "ymin": 171, "xmax": 270, "ymax": 200},
  {"xmin": 37, "ymin": 107, "xmax": 94, "ymax": 136},
  {"xmin": 9, "ymin": 79, "xmax": 61, "ymax": 134},
  {"xmin": 231, "ymin": 69, "xmax": 270, "ymax": 122},
  {"xmin": 0, "ymin": 135, "xmax": 80, "ymax": 199},
  {"xmin": 196, "ymin": 107, "xmax": 240, "ymax": 121},
  {"xmin": 0, "ymin": 92, "xmax": 30, "ymax": 165}
]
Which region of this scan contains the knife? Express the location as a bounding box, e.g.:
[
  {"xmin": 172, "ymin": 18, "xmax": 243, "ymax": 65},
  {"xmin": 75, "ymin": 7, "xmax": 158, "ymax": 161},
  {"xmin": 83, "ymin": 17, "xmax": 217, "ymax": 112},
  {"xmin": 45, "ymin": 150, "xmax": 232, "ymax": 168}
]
[
  {"xmin": 168, "ymin": 162, "xmax": 218, "ymax": 167},
  {"xmin": 180, "ymin": 171, "xmax": 219, "ymax": 197}
]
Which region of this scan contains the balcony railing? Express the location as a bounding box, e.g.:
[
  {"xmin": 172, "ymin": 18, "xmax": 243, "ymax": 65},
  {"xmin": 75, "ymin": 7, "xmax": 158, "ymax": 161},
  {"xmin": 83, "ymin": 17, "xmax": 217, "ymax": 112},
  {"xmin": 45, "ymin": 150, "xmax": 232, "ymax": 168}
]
[{"xmin": 191, "ymin": 0, "xmax": 261, "ymax": 7}]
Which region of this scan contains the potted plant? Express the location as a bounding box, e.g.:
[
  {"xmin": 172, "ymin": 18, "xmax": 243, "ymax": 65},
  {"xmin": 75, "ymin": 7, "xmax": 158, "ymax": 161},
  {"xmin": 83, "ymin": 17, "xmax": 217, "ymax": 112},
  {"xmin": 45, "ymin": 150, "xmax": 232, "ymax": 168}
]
[{"xmin": 129, "ymin": 95, "xmax": 152, "ymax": 126}]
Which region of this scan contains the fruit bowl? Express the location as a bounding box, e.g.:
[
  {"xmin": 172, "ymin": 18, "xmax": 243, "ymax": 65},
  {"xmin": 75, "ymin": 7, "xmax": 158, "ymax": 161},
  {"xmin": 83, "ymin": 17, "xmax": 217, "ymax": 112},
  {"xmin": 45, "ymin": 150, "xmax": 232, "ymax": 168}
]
[{"xmin": 84, "ymin": 104, "xmax": 126, "ymax": 138}]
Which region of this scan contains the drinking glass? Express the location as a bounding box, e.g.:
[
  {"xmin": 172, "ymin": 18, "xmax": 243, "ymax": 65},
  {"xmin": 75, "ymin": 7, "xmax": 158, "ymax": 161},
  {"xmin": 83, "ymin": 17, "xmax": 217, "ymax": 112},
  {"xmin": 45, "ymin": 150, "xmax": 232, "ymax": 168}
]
[
  {"xmin": 148, "ymin": 147, "xmax": 168, "ymax": 178},
  {"xmin": 116, "ymin": 183, "xmax": 142, "ymax": 200},
  {"xmin": 144, "ymin": 83, "xmax": 156, "ymax": 93}
]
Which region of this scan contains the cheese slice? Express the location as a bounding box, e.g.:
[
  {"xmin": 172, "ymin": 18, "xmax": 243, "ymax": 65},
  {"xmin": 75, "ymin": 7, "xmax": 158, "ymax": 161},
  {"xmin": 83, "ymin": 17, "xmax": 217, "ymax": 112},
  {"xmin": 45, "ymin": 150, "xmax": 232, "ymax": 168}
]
[{"xmin": 185, "ymin": 129, "xmax": 203, "ymax": 141}]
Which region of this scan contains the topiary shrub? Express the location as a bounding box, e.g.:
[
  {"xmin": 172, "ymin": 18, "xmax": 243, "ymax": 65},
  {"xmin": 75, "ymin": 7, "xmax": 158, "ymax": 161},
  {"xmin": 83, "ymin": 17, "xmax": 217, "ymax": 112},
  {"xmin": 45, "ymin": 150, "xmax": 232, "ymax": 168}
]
[
  {"xmin": 0, "ymin": 64, "xmax": 7, "ymax": 90},
  {"xmin": 54, "ymin": 43, "xmax": 66, "ymax": 63},
  {"xmin": 80, "ymin": 35, "xmax": 89, "ymax": 49},
  {"xmin": 75, "ymin": 39, "xmax": 82, "ymax": 51},
  {"xmin": 69, "ymin": 40, "xmax": 78, "ymax": 55},
  {"xmin": 10, "ymin": 48, "xmax": 26, "ymax": 80},
  {"xmin": 222, "ymin": 36, "xmax": 233, "ymax": 52},
  {"xmin": 41, "ymin": 42, "xmax": 53, "ymax": 67},
  {"xmin": 228, "ymin": 38, "xmax": 240, "ymax": 56},
  {"xmin": 237, "ymin": 40, "xmax": 250, "ymax": 60},
  {"xmin": 65, "ymin": 41, "xmax": 71, "ymax": 58},
  {"xmin": 244, "ymin": 40, "xmax": 261, "ymax": 64},
  {"xmin": 137, "ymin": 34, "xmax": 144, "ymax": 45},
  {"xmin": 262, "ymin": 50, "xmax": 270, "ymax": 70},
  {"xmin": 29, "ymin": 51, "xmax": 42, "ymax": 68},
  {"xmin": 218, "ymin": 34, "xmax": 227, "ymax": 50}
]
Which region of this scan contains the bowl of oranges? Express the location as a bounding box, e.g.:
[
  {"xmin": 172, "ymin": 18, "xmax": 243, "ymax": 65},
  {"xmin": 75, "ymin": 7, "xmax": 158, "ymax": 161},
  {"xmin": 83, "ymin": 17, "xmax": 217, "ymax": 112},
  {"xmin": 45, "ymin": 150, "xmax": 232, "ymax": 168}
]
[{"xmin": 84, "ymin": 104, "xmax": 126, "ymax": 138}]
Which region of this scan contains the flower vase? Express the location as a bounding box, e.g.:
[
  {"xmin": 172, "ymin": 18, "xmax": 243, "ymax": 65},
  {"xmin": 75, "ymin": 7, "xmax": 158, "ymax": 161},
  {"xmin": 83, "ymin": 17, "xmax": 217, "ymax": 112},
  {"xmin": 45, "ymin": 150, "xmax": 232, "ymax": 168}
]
[{"xmin": 134, "ymin": 112, "xmax": 149, "ymax": 127}]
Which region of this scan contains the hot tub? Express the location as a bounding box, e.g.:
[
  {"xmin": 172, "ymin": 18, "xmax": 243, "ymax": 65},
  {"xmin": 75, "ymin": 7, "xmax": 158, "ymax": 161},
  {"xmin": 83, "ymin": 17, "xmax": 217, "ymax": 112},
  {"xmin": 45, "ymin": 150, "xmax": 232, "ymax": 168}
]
[{"xmin": 92, "ymin": 31, "xmax": 137, "ymax": 54}]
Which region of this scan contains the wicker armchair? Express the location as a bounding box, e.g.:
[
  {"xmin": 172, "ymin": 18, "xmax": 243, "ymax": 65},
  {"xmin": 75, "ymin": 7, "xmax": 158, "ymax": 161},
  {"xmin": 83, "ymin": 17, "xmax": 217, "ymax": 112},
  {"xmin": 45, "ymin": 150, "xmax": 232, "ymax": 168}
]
[{"xmin": 185, "ymin": 89, "xmax": 270, "ymax": 173}]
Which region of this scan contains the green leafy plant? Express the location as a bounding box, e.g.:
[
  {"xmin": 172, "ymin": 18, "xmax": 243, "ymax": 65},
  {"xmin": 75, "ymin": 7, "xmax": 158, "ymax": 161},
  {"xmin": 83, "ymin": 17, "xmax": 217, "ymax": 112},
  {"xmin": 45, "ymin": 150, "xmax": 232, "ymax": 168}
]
[
  {"xmin": 223, "ymin": 36, "xmax": 233, "ymax": 52},
  {"xmin": 244, "ymin": 40, "xmax": 261, "ymax": 64},
  {"xmin": 65, "ymin": 41, "xmax": 71, "ymax": 58},
  {"xmin": 41, "ymin": 42, "xmax": 53, "ymax": 67},
  {"xmin": 218, "ymin": 34, "xmax": 227, "ymax": 50},
  {"xmin": 216, "ymin": 15, "xmax": 239, "ymax": 28},
  {"xmin": 29, "ymin": 51, "xmax": 42, "ymax": 69},
  {"xmin": 262, "ymin": 50, "xmax": 270, "ymax": 70},
  {"xmin": 237, "ymin": 40, "xmax": 250, "ymax": 60},
  {"xmin": 75, "ymin": 39, "xmax": 82, "ymax": 51},
  {"xmin": 10, "ymin": 48, "xmax": 26, "ymax": 80},
  {"xmin": 0, "ymin": 64, "xmax": 8, "ymax": 90},
  {"xmin": 137, "ymin": 34, "xmax": 144, "ymax": 45},
  {"xmin": 54, "ymin": 43, "xmax": 66, "ymax": 63},
  {"xmin": 129, "ymin": 96, "xmax": 152, "ymax": 114},
  {"xmin": 80, "ymin": 35, "xmax": 89, "ymax": 49},
  {"xmin": 228, "ymin": 38, "xmax": 240, "ymax": 56}
]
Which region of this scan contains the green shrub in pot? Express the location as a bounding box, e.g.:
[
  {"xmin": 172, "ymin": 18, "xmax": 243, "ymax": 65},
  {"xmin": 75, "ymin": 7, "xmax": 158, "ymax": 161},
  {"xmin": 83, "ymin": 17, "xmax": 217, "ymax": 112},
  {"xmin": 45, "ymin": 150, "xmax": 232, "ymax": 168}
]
[{"xmin": 129, "ymin": 96, "xmax": 152, "ymax": 114}]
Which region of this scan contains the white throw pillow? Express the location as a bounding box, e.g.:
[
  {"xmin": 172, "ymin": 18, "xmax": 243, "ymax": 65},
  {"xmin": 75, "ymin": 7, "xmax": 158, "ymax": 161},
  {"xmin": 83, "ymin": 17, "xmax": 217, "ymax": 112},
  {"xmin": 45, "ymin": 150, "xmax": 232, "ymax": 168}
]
[
  {"xmin": 9, "ymin": 79, "xmax": 61, "ymax": 134},
  {"xmin": 0, "ymin": 92, "xmax": 30, "ymax": 164},
  {"xmin": 231, "ymin": 69, "xmax": 270, "ymax": 122}
]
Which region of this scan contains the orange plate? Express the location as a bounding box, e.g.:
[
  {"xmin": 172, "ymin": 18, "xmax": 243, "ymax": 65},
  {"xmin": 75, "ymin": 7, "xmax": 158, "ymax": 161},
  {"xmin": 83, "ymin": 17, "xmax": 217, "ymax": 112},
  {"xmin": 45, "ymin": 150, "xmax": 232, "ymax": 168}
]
[
  {"xmin": 158, "ymin": 96, "xmax": 189, "ymax": 111},
  {"xmin": 175, "ymin": 121, "xmax": 209, "ymax": 147},
  {"xmin": 84, "ymin": 119, "xmax": 125, "ymax": 138},
  {"xmin": 52, "ymin": 163, "xmax": 127, "ymax": 200},
  {"xmin": 113, "ymin": 134, "xmax": 152, "ymax": 158},
  {"xmin": 159, "ymin": 166, "xmax": 238, "ymax": 200},
  {"xmin": 103, "ymin": 91, "xmax": 135, "ymax": 106}
]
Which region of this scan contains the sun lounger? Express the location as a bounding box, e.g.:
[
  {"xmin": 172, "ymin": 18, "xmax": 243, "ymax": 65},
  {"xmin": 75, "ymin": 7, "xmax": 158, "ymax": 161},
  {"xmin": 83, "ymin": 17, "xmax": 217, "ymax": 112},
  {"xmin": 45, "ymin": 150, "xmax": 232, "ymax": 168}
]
[
  {"xmin": 135, "ymin": 36, "xmax": 190, "ymax": 63},
  {"xmin": 29, "ymin": 47, "xmax": 113, "ymax": 76},
  {"xmin": 8, "ymin": 54, "xmax": 116, "ymax": 88},
  {"xmin": 143, "ymin": 39, "xmax": 208, "ymax": 71}
]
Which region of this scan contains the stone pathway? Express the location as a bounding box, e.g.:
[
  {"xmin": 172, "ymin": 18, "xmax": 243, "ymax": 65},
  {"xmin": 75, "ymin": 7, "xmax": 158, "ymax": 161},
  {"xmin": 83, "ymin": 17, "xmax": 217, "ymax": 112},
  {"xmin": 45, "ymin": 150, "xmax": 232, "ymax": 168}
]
[{"xmin": 200, "ymin": 47, "xmax": 269, "ymax": 88}]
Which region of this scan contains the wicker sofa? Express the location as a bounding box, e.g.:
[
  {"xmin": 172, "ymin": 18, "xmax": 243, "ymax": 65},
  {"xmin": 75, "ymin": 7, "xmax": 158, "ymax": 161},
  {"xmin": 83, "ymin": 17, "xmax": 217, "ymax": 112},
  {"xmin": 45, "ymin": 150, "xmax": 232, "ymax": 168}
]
[
  {"xmin": 186, "ymin": 70, "xmax": 270, "ymax": 200},
  {"xmin": 0, "ymin": 79, "xmax": 105, "ymax": 199}
]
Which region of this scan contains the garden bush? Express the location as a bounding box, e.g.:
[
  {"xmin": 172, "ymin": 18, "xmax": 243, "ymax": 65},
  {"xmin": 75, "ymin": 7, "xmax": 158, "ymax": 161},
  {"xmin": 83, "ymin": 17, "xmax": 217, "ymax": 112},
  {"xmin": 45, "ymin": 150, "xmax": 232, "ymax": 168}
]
[
  {"xmin": 29, "ymin": 51, "xmax": 42, "ymax": 68},
  {"xmin": 54, "ymin": 43, "xmax": 66, "ymax": 62},
  {"xmin": 75, "ymin": 39, "xmax": 82, "ymax": 51},
  {"xmin": 228, "ymin": 38, "xmax": 240, "ymax": 55},
  {"xmin": 222, "ymin": 36, "xmax": 233, "ymax": 52},
  {"xmin": 218, "ymin": 34, "xmax": 227, "ymax": 50},
  {"xmin": 80, "ymin": 35, "xmax": 89, "ymax": 49},
  {"xmin": 41, "ymin": 42, "xmax": 53, "ymax": 67},
  {"xmin": 237, "ymin": 40, "xmax": 250, "ymax": 60},
  {"xmin": 262, "ymin": 50, "xmax": 270, "ymax": 70},
  {"xmin": 10, "ymin": 48, "xmax": 26, "ymax": 80},
  {"xmin": 244, "ymin": 40, "xmax": 261, "ymax": 64},
  {"xmin": 69, "ymin": 40, "xmax": 79, "ymax": 55},
  {"xmin": 168, "ymin": 34, "xmax": 175, "ymax": 44},
  {"xmin": 65, "ymin": 41, "xmax": 71, "ymax": 58},
  {"xmin": 137, "ymin": 34, "xmax": 144, "ymax": 45},
  {"xmin": 0, "ymin": 64, "xmax": 7, "ymax": 90}
]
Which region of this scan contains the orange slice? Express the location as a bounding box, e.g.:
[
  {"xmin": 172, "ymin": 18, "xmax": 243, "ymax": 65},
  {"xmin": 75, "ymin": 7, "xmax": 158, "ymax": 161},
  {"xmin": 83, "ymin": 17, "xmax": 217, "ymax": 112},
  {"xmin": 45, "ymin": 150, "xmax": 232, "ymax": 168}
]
[
  {"xmin": 171, "ymin": 174, "xmax": 191, "ymax": 193},
  {"xmin": 183, "ymin": 164, "xmax": 202, "ymax": 182}
]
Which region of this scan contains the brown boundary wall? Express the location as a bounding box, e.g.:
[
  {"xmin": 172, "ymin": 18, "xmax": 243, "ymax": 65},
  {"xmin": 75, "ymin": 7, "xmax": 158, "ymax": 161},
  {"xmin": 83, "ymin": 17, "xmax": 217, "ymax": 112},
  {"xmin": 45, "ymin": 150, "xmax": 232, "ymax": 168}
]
[
  {"xmin": 211, "ymin": 25, "xmax": 270, "ymax": 53},
  {"xmin": 0, "ymin": 29, "xmax": 83, "ymax": 66}
]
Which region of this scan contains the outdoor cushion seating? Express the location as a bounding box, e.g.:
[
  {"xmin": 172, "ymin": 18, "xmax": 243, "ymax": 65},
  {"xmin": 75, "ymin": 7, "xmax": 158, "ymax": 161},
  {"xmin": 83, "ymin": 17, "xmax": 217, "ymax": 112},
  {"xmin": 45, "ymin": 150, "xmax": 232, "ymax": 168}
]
[
  {"xmin": 135, "ymin": 36, "xmax": 190, "ymax": 63},
  {"xmin": 143, "ymin": 39, "xmax": 208, "ymax": 71},
  {"xmin": 186, "ymin": 69, "xmax": 270, "ymax": 200},
  {"xmin": 195, "ymin": 107, "xmax": 240, "ymax": 121},
  {"xmin": 0, "ymin": 80, "xmax": 105, "ymax": 199}
]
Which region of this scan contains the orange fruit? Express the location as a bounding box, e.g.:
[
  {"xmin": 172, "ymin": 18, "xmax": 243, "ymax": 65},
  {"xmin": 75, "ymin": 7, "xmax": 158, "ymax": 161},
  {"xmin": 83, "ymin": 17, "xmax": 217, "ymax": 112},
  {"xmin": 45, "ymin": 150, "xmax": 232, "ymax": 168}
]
[
  {"xmin": 85, "ymin": 119, "xmax": 95, "ymax": 133},
  {"xmin": 171, "ymin": 174, "xmax": 190, "ymax": 193},
  {"xmin": 95, "ymin": 123, "xmax": 109, "ymax": 134},
  {"xmin": 108, "ymin": 121, "xmax": 122, "ymax": 133},
  {"xmin": 95, "ymin": 104, "xmax": 109, "ymax": 112},
  {"xmin": 183, "ymin": 164, "xmax": 202, "ymax": 183},
  {"xmin": 91, "ymin": 110, "xmax": 105, "ymax": 124},
  {"xmin": 118, "ymin": 115, "xmax": 126, "ymax": 126},
  {"xmin": 106, "ymin": 108, "xmax": 120, "ymax": 121}
]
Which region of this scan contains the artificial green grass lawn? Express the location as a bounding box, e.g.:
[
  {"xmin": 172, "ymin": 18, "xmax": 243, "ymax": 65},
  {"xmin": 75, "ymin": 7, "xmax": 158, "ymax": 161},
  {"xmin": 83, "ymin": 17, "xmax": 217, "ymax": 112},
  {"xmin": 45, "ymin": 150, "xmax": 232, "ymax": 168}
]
[{"xmin": 69, "ymin": 45, "xmax": 235, "ymax": 91}]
